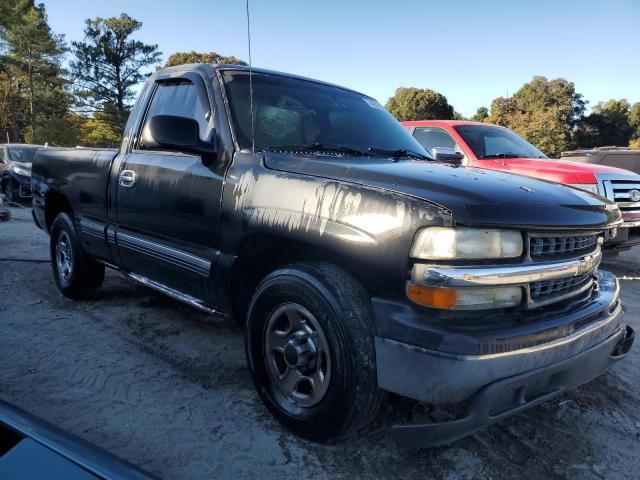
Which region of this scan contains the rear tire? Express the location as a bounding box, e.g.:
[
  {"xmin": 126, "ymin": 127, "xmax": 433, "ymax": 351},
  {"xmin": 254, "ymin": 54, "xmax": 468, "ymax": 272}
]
[
  {"xmin": 50, "ymin": 212, "xmax": 105, "ymax": 299},
  {"xmin": 245, "ymin": 262, "xmax": 383, "ymax": 441}
]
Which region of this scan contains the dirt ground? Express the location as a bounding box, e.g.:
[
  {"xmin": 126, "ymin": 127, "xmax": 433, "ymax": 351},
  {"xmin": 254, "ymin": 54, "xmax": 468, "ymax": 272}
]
[{"xmin": 1, "ymin": 204, "xmax": 639, "ymax": 479}]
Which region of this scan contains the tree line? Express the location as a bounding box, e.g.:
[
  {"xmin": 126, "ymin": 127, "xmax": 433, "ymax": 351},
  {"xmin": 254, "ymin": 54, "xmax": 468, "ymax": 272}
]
[
  {"xmin": 0, "ymin": 1, "xmax": 245, "ymax": 147},
  {"xmin": 386, "ymin": 78, "xmax": 640, "ymax": 157},
  {"xmin": 2, "ymin": 2, "xmax": 638, "ymax": 156}
]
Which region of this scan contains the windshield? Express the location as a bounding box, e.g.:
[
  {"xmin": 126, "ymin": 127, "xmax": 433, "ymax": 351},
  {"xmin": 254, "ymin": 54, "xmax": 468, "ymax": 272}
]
[
  {"xmin": 7, "ymin": 146, "xmax": 40, "ymax": 163},
  {"xmin": 454, "ymin": 125, "xmax": 547, "ymax": 159},
  {"xmin": 222, "ymin": 70, "xmax": 428, "ymax": 156}
]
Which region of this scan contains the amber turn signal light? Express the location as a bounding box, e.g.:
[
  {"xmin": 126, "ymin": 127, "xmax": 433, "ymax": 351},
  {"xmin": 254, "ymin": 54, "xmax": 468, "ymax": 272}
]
[{"xmin": 406, "ymin": 283, "xmax": 458, "ymax": 309}]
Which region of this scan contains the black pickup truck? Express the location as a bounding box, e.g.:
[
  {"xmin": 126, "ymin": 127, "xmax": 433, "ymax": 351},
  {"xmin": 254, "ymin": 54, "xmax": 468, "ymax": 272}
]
[{"xmin": 32, "ymin": 64, "xmax": 634, "ymax": 448}]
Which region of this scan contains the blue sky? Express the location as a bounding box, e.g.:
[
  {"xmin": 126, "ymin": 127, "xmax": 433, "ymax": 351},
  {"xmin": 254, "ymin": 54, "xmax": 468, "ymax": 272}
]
[{"xmin": 44, "ymin": 0, "xmax": 640, "ymax": 117}]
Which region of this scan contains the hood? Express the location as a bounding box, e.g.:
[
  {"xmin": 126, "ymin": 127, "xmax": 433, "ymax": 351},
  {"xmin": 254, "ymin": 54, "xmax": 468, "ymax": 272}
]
[
  {"xmin": 11, "ymin": 161, "xmax": 32, "ymax": 171},
  {"xmin": 264, "ymin": 152, "xmax": 620, "ymax": 229},
  {"xmin": 476, "ymin": 157, "xmax": 627, "ymax": 184}
]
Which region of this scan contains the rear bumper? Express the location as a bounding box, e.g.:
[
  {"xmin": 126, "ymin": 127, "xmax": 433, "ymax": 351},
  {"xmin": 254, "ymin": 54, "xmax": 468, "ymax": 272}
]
[{"xmin": 389, "ymin": 325, "xmax": 634, "ymax": 448}]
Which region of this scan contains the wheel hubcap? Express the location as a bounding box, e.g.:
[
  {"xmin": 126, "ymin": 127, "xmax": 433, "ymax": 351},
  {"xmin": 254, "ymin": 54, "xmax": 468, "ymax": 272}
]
[
  {"xmin": 264, "ymin": 303, "xmax": 331, "ymax": 407},
  {"xmin": 55, "ymin": 231, "xmax": 73, "ymax": 282}
]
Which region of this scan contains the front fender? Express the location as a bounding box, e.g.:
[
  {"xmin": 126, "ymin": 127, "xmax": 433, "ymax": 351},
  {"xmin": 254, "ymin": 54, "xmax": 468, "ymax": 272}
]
[{"xmin": 222, "ymin": 153, "xmax": 451, "ymax": 295}]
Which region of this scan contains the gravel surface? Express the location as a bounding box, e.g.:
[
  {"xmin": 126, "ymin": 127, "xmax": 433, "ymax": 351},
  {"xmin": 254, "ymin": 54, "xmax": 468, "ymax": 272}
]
[{"xmin": 1, "ymin": 205, "xmax": 639, "ymax": 479}]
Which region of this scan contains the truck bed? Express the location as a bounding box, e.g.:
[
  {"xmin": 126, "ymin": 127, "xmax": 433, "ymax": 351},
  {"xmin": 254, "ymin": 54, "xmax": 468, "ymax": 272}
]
[{"xmin": 32, "ymin": 147, "xmax": 117, "ymax": 230}]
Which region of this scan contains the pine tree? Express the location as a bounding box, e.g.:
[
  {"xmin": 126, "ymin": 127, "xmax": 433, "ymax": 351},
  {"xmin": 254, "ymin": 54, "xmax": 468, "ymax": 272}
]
[{"xmin": 71, "ymin": 14, "xmax": 161, "ymax": 135}]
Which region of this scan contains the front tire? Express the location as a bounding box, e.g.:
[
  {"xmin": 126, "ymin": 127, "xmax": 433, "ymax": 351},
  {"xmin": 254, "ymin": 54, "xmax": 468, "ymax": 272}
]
[
  {"xmin": 246, "ymin": 262, "xmax": 383, "ymax": 441},
  {"xmin": 50, "ymin": 212, "xmax": 105, "ymax": 299},
  {"xmin": 5, "ymin": 179, "xmax": 17, "ymax": 203}
]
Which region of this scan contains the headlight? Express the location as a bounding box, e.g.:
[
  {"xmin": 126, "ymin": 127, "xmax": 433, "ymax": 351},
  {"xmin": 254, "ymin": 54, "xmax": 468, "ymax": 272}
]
[
  {"xmin": 410, "ymin": 227, "xmax": 523, "ymax": 260},
  {"xmin": 10, "ymin": 165, "xmax": 31, "ymax": 177},
  {"xmin": 406, "ymin": 284, "xmax": 523, "ymax": 310},
  {"xmin": 568, "ymin": 183, "xmax": 599, "ymax": 195}
]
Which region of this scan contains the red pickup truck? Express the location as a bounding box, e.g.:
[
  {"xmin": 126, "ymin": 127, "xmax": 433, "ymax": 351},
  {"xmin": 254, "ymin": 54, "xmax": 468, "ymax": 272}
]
[{"xmin": 403, "ymin": 120, "xmax": 640, "ymax": 251}]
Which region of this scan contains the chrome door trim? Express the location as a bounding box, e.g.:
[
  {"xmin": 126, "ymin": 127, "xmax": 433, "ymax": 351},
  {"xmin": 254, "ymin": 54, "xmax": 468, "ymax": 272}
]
[
  {"xmin": 78, "ymin": 218, "xmax": 105, "ymax": 239},
  {"xmin": 116, "ymin": 231, "xmax": 212, "ymax": 277}
]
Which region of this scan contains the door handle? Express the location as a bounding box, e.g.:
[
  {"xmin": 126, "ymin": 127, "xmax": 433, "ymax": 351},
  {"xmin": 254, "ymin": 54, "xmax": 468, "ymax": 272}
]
[{"xmin": 119, "ymin": 170, "xmax": 136, "ymax": 188}]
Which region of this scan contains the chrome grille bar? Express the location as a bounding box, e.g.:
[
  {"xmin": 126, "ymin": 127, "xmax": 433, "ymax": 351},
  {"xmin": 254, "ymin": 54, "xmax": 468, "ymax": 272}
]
[
  {"xmin": 529, "ymin": 233, "xmax": 598, "ymax": 260},
  {"xmin": 528, "ymin": 273, "xmax": 594, "ymax": 307}
]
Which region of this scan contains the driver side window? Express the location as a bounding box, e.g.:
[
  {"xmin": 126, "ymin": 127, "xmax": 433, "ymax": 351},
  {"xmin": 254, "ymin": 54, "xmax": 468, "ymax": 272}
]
[{"xmin": 139, "ymin": 81, "xmax": 211, "ymax": 150}]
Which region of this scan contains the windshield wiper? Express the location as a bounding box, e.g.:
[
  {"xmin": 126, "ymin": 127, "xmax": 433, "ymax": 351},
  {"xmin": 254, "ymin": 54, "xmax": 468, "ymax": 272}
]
[
  {"xmin": 367, "ymin": 147, "xmax": 432, "ymax": 160},
  {"xmin": 479, "ymin": 153, "xmax": 526, "ymax": 159},
  {"xmin": 266, "ymin": 143, "xmax": 367, "ymax": 156}
]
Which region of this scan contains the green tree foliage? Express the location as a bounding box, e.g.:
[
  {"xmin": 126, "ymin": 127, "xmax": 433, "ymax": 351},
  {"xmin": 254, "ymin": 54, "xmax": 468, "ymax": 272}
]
[
  {"xmin": 165, "ymin": 51, "xmax": 246, "ymax": 67},
  {"xmin": 70, "ymin": 14, "xmax": 161, "ymax": 135},
  {"xmin": 627, "ymin": 102, "xmax": 640, "ymax": 146},
  {"xmin": 385, "ymin": 87, "xmax": 454, "ymax": 121},
  {"xmin": 66, "ymin": 112, "xmax": 121, "ymax": 147},
  {"xmin": 575, "ymin": 99, "xmax": 634, "ymax": 148},
  {"xmin": 0, "ymin": 0, "xmax": 33, "ymax": 30},
  {"xmin": 1, "ymin": 0, "xmax": 34, "ymax": 142},
  {"xmin": 471, "ymin": 106, "xmax": 489, "ymax": 122},
  {"xmin": 5, "ymin": 5, "xmax": 69, "ymax": 142},
  {"xmin": 0, "ymin": 3, "xmax": 74, "ymax": 144},
  {"xmin": 487, "ymin": 76, "xmax": 586, "ymax": 157},
  {"xmin": 0, "ymin": 70, "xmax": 29, "ymax": 143}
]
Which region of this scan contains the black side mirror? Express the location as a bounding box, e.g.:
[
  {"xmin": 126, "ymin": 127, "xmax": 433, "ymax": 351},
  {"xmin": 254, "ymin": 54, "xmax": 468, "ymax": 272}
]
[
  {"xmin": 430, "ymin": 147, "xmax": 464, "ymax": 165},
  {"xmin": 141, "ymin": 115, "xmax": 217, "ymax": 164}
]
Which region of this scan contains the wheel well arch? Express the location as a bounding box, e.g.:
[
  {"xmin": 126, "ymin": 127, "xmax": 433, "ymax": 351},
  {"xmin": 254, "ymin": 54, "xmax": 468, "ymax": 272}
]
[
  {"xmin": 44, "ymin": 192, "xmax": 73, "ymax": 231},
  {"xmin": 228, "ymin": 233, "xmax": 369, "ymax": 325}
]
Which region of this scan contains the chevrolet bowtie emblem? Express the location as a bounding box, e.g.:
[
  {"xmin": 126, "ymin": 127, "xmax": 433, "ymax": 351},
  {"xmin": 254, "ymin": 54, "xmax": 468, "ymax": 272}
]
[{"xmin": 577, "ymin": 254, "xmax": 597, "ymax": 275}]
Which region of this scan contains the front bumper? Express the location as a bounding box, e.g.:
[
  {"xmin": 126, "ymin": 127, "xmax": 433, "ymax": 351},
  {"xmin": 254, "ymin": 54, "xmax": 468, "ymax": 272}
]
[
  {"xmin": 390, "ymin": 325, "xmax": 634, "ymax": 448},
  {"xmin": 7, "ymin": 173, "xmax": 32, "ymax": 198},
  {"xmin": 372, "ymin": 270, "xmax": 634, "ymax": 447}
]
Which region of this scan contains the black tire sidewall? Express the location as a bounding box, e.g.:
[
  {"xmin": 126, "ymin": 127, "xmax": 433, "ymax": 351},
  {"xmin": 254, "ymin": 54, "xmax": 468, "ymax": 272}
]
[
  {"xmin": 50, "ymin": 212, "xmax": 99, "ymax": 297},
  {"xmin": 6, "ymin": 179, "xmax": 15, "ymax": 203},
  {"xmin": 246, "ymin": 269, "xmax": 356, "ymax": 440}
]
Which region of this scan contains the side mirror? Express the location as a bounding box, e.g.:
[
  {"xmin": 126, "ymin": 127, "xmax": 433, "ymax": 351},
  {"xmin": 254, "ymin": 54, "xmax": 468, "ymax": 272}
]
[
  {"xmin": 431, "ymin": 147, "xmax": 464, "ymax": 164},
  {"xmin": 141, "ymin": 115, "xmax": 217, "ymax": 164}
]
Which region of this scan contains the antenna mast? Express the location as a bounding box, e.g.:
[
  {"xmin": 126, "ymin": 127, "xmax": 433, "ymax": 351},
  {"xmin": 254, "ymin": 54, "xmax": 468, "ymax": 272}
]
[{"xmin": 246, "ymin": 0, "xmax": 255, "ymax": 153}]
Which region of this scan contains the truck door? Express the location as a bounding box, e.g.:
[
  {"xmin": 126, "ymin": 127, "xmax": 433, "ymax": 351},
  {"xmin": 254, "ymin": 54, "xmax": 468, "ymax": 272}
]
[{"xmin": 113, "ymin": 72, "xmax": 223, "ymax": 306}]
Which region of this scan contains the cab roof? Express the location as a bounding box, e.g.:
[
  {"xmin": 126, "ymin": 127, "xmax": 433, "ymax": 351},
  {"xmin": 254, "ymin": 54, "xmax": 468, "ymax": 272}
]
[{"xmin": 157, "ymin": 63, "xmax": 371, "ymax": 99}]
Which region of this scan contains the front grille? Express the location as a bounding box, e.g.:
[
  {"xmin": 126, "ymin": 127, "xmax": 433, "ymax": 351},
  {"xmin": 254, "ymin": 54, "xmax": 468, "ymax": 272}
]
[
  {"xmin": 529, "ymin": 234, "xmax": 598, "ymax": 260},
  {"xmin": 529, "ymin": 273, "xmax": 594, "ymax": 305},
  {"xmin": 609, "ymin": 179, "xmax": 640, "ymax": 214}
]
